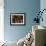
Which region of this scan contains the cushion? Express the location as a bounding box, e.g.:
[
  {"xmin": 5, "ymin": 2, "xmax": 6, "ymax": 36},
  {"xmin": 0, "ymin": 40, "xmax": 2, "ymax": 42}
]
[{"xmin": 17, "ymin": 37, "xmax": 25, "ymax": 46}]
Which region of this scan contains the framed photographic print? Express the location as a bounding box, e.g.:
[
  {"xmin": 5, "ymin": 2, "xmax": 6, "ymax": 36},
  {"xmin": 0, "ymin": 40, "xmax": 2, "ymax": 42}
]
[{"xmin": 10, "ymin": 13, "xmax": 26, "ymax": 26}]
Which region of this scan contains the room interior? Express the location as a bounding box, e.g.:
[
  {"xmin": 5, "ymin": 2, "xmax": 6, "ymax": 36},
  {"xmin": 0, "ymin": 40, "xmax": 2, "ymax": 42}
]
[{"xmin": 0, "ymin": 0, "xmax": 46, "ymax": 46}]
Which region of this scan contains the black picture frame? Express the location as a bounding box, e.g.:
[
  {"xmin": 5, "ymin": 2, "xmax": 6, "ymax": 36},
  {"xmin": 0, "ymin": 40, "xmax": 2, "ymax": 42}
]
[{"xmin": 10, "ymin": 13, "xmax": 26, "ymax": 26}]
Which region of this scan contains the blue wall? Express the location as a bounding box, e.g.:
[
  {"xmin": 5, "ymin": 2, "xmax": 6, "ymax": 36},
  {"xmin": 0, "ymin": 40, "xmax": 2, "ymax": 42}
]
[{"xmin": 4, "ymin": 0, "xmax": 40, "ymax": 42}]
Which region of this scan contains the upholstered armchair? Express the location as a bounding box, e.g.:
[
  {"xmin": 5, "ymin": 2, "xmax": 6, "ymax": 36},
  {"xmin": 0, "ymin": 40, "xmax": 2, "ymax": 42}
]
[{"xmin": 31, "ymin": 25, "xmax": 46, "ymax": 46}]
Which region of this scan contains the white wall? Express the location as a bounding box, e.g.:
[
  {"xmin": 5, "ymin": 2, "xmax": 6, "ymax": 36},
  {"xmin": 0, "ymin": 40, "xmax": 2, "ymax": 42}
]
[
  {"xmin": 0, "ymin": 0, "xmax": 4, "ymax": 42},
  {"xmin": 40, "ymin": 0, "xmax": 46, "ymax": 26},
  {"xmin": 40, "ymin": 0, "xmax": 46, "ymax": 9}
]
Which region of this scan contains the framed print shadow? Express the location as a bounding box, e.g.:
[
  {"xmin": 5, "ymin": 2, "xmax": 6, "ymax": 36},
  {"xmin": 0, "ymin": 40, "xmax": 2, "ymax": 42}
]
[{"xmin": 10, "ymin": 13, "xmax": 26, "ymax": 26}]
